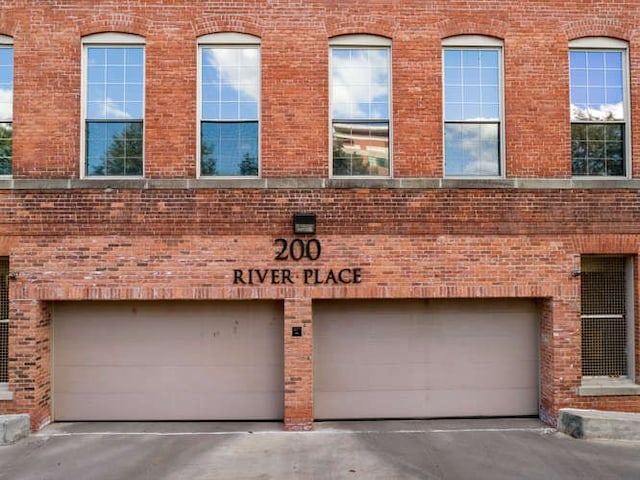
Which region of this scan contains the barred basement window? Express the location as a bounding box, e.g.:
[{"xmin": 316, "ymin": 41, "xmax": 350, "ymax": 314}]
[
  {"xmin": 581, "ymin": 256, "xmax": 633, "ymax": 378},
  {"xmin": 0, "ymin": 257, "xmax": 8, "ymax": 386}
]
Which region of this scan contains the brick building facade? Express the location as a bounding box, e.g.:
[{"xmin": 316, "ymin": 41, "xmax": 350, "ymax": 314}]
[{"xmin": 1, "ymin": 1, "xmax": 640, "ymax": 431}]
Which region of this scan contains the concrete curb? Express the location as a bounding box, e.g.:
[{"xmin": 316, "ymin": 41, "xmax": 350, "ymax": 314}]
[
  {"xmin": 558, "ymin": 408, "xmax": 640, "ymax": 441},
  {"xmin": 0, "ymin": 414, "xmax": 30, "ymax": 445}
]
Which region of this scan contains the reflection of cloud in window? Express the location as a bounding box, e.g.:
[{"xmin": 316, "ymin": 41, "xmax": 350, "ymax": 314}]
[
  {"xmin": 204, "ymin": 48, "xmax": 259, "ymax": 102},
  {"xmin": 332, "ymin": 49, "xmax": 388, "ymax": 119},
  {"xmin": 461, "ymin": 126, "xmax": 497, "ymax": 175},
  {"xmin": 446, "ymin": 124, "xmax": 498, "ymax": 175},
  {"xmin": 0, "ymin": 88, "xmax": 11, "ymax": 120},
  {"xmin": 89, "ymin": 97, "xmax": 140, "ymax": 120},
  {"xmin": 105, "ymin": 98, "xmax": 131, "ymax": 119},
  {"xmin": 571, "ymin": 102, "xmax": 623, "ymax": 121}
]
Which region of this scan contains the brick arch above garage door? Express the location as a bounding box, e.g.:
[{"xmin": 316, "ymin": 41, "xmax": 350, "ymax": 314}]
[
  {"xmin": 313, "ymin": 299, "xmax": 540, "ymax": 420},
  {"xmin": 53, "ymin": 300, "xmax": 284, "ymax": 421}
]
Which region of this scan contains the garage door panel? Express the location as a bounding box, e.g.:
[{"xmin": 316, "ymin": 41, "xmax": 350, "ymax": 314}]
[
  {"xmin": 57, "ymin": 364, "xmax": 282, "ymax": 394},
  {"xmin": 54, "ymin": 391, "xmax": 282, "ymax": 421},
  {"xmin": 314, "ymin": 299, "xmax": 539, "ymax": 419},
  {"xmin": 316, "ymin": 385, "xmax": 538, "ymax": 419},
  {"xmin": 54, "ymin": 300, "xmax": 284, "ymax": 421},
  {"xmin": 56, "ymin": 313, "xmax": 280, "ymax": 367}
]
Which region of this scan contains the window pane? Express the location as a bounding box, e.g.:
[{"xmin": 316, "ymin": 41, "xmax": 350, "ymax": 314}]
[
  {"xmin": 570, "ymin": 50, "xmax": 624, "ymax": 121},
  {"xmin": 201, "ymin": 121, "xmax": 258, "ymax": 176},
  {"xmin": 571, "ymin": 123, "xmax": 624, "ymax": 176},
  {"xmin": 106, "ymin": 48, "xmax": 125, "ymax": 64},
  {"xmin": 106, "ymin": 66, "xmax": 125, "ymax": 83},
  {"xmin": 331, "ymin": 48, "xmax": 390, "ymax": 122},
  {"xmin": 86, "ymin": 121, "xmax": 142, "ymax": 176},
  {"xmin": 0, "ymin": 123, "xmax": 11, "ymax": 175},
  {"xmin": 444, "ymin": 122, "xmax": 499, "ymax": 176},
  {"xmin": 200, "ymin": 46, "xmax": 259, "ymax": 122},
  {"xmin": 106, "ymin": 84, "xmax": 125, "ymax": 102},
  {"xmin": 0, "ymin": 47, "xmax": 12, "ymax": 123},
  {"xmin": 332, "ymin": 121, "xmax": 389, "ymax": 176},
  {"xmin": 444, "ymin": 48, "xmax": 501, "ymax": 122}
]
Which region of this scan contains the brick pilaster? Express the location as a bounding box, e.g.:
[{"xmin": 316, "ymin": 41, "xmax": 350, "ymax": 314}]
[{"xmin": 283, "ymin": 297, "xmax": 313, "ymax": 431}]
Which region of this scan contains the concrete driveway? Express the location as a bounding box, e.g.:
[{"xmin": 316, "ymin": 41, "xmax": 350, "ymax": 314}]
[{"xmin": 0, "ymin": 418, "xmax": 638, "ymax": 479}]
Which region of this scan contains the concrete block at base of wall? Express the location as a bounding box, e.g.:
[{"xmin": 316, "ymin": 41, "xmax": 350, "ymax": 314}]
[
  {"xmin": 558, "ymin": 408, "xmax": 640, "ymax": 441},
  {"xmin": 0, "ymin": 415, "xmax": 30, "ymax": 445}
]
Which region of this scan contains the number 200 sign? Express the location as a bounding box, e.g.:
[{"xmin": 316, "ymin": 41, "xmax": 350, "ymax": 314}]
[{"xmin": 274, "ymin": 238, "xmax": 321, "ymax": 261}]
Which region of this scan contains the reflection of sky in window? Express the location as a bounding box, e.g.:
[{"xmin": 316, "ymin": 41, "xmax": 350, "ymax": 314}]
[
  {"xmin": 570, "ymin": 50, "xmax": 624, "ymax": 121},
  {"xmin": 331, "ymin": 48, "xmax": 389, "ymax": 120},
  {"xmin": 445, "ymin": 123, "xmax": 499, "ymax": 176},
  {"xmin": 201, "ymin": 47, "xmax": 259, "ymax": 120},
  {"xmin": 0, "ymin": 47, "xmax": 12, "ymax": 121},
  {"xmin": 444, "ymin": 49, "xmax": 499, "ymax": 121},
  {"xmin": 87, "ymin": 47, "xmax": 144, "ymax": 119}
]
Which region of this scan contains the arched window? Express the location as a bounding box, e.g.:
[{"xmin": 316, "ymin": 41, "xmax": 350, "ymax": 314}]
[
  {"xmin": 442, "ymin": 35, "xmax": 504, "ymax": 177},
  {"xmin": 569, "ymin": 37, "xmax": 629, "ymax": 177},
  {"xmin": 82, "ymin": 33, "xmax": 145, "ymax": 177},
  {"xmin": 329, "ymin": 35, "xmax": 391, "ymax": 177},
  {"xmin": 0, "ymin": 35, "xmax": 13, "ymax": 176},
  {"xmin": 198, "ymin": 33, "xmax": 260, "ymax": 177}
]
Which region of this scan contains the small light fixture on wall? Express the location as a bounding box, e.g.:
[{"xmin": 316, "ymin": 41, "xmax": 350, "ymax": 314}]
[{"xmin": 293, "ymin": 213, "xmax": 316, "ymax": 235}]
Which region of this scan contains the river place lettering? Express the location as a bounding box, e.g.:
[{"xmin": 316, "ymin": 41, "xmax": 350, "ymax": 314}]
[{"xmin": 233, "ymin": 267, "xmax": 362, "ymax": 285}]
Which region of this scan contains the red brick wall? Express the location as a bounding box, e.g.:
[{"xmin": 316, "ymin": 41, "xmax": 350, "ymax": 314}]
[
  {"xmin": 1, "ymin": 1, "xmax": 640, "ymax": 430},
  {"xmin": 0, "ymin": 1, "xmax": 638, "ymax": 179}
]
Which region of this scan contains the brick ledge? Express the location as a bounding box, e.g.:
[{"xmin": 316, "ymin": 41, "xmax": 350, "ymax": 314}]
[{"xmin": 578, "ymin": 380, "xmax": 640, "ymax": 396}]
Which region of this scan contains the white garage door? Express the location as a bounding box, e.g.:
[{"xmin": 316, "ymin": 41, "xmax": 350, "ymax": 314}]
[
  {"xmin": 314, "ymin": 299, "xmax": 539, "ymax": 419},
  {"xmin": 53, "ymin": 301, "xmax": 283, "ymax": 421}
]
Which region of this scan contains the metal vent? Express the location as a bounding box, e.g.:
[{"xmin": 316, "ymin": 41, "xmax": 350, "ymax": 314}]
[
  {"xmin": 0, "ymin": 257, "xmax": 7, "ymax": 384},
  {"xmin": 580, "ymin": 256, "xmax": 627, "ymax": 377}
]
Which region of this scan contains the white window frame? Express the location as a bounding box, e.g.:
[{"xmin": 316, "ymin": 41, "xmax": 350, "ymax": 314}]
[
  {"xmin": 80, "ymin": 33, "xmax": 146, "ymax": 178},
  {"xmin": 569, "ymin": 37, "xmax": 630, "ymax": 179},
  {"xmin": 197, "ymin": 33, "xmax": 261, "ymax": 178},
  {"xmin": 329, "ymin": 34, "xmax": 392, "ymax": 178},
  {"xmin": 0, "ymin": 35, "xmax": 13, "ymax": 179},
  {"xmin": 442, "ymin": 35, "xmax": 505, "ymax": 178}
]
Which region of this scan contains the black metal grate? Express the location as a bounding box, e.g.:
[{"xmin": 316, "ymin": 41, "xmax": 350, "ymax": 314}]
[
  {"xmin": 0, "ymin": 257, "xmax": 7, "ymax": 384},
  {"xmin": 580, "ymin": 256, "xmax": 627, "ymax": 377}
]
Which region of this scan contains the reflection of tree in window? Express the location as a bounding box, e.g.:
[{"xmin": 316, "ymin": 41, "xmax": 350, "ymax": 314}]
[
  {"xmin": 200, "ymin": 121, "xmax": 258, "ymax": 176},
  {"xmin": 87, "ymin": 122, "xmax": 142, "ymax": 176},
  {"xmin": 0, "ymin": 123, "xmax": 10, "ymax": 175},
  {"xmin": 239, "ymin": 153, "xmax": 257, "ymax": 176},
  {"xmin": 200, "ymin": 140, "xmax": 216, "ymax": 175}
]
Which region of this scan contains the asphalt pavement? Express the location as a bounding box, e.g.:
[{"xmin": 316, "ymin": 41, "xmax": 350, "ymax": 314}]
[{"xmin": 0, "ymin": 418, "xmax": 638, "ymax": 479}]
